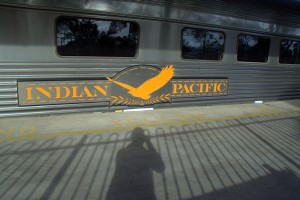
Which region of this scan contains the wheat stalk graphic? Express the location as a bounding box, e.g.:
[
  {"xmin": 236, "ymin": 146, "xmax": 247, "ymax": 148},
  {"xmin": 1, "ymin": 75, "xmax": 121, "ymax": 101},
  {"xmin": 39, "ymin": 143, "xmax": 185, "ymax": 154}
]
[{"xmin": 111, "ymin": 94, "xmax": 171, "ymax": 106}]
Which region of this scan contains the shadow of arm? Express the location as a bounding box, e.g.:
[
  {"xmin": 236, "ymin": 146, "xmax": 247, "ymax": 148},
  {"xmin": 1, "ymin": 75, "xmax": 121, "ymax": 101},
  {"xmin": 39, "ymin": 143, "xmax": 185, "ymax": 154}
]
[{"xmin": 145, "ymin": 140, "xmax": 165, "ymax": 173}]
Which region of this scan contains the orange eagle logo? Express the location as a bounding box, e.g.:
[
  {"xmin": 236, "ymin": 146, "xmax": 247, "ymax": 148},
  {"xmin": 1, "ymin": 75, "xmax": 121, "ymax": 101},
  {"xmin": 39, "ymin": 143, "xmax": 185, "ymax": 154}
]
[{"xmin": 107, "ymin": 65, "xmax": 174, "ymax": 100}]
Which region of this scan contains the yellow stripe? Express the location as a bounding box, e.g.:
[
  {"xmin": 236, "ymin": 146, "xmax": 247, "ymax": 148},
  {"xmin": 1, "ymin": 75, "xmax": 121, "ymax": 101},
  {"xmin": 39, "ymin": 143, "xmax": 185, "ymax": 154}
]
[{"xmin": 1, "ymin": 109, "xmax": 299, "ymax": 142}]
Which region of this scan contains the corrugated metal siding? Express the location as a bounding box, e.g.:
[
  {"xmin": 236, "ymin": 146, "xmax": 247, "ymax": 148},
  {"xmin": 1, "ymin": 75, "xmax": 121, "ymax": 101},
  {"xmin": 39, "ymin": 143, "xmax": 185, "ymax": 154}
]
[
  {"xmin": 0, "ymin": 64, "xmax": 115, "ymax": 117},
  {"xmin": 0, "ymin": 3, "xmax": 299, "ymax": 117},
  {"xmin": 1, "ymin": 0, "xmax": 299, "ymax": 27},
  {"xmin": 1, "ymin": 64, "xmax": 299, "ymax": 117},
  {"xmin": 0, "ymin": 0, "xmax": 300, "ymax": 37},
  {"xmin": 121, "ymin": 0, "xmax": 300, "ymax": 28},
  {"xmin": 168, "ymin": 64, "xmax": 300, "ymax": 106}
]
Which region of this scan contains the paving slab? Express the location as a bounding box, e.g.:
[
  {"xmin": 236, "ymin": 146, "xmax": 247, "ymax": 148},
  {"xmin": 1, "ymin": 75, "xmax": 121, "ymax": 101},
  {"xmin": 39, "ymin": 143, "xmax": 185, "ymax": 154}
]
[{"xmin": 0, "ymin": 100, "xmax": 299, "ymax": 200}]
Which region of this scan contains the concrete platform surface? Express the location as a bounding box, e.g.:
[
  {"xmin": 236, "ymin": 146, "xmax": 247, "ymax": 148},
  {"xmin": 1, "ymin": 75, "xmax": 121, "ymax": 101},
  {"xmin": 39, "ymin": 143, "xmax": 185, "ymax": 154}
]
[{"xmin": 0, "ymin": 100, "xmax": 300, "ymax": 200}]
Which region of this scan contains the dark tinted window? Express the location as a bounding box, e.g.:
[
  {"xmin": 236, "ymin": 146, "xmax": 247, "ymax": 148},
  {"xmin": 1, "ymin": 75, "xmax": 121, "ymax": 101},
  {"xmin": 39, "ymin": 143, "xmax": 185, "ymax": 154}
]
[
  {"xmin": 182, "ymin": 28, "xmax": 225, "ymax": 60},
  {"xmin": 279, "ymin": 39, "xmax": 300, "ymax": 64},
  {"xmin": 56, "ymin": 17, "xmax": 139, "ymax": 57},
  {"xmin": 237, "ymin": 34, "xmax": 270, "ymax": 62}
]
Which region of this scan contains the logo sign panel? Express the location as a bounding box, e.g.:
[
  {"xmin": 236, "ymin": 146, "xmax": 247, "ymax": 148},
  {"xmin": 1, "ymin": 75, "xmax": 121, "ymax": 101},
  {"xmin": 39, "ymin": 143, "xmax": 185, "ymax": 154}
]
[
  {"xmin": 109, "ymin": 65, "xmax": 173, "ymax": 106},
  {"xmin": 18, "ymin": 65, "xmax": 229, "ymax": 106},
  {"xmin": 18, "ymin": 81, "xmax": 111, "ymax": 106}
]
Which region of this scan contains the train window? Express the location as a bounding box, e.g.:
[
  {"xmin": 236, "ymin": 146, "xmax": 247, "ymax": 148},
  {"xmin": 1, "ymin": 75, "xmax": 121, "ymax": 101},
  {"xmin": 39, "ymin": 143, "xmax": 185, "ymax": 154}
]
[
  {"xmin": 237, "ymin": 34, "xmax": 270, "ymax": 62},
  {"xmin": 279, "ymin": 39, "xmax": 300, "ymax": 64},
  {"xmin": 56, "ymin": 17, "xmax": 139, "ymax": 57},
  {"xmin": 181, "ymin": 27, "xmax": 225, "ymax": 60}
]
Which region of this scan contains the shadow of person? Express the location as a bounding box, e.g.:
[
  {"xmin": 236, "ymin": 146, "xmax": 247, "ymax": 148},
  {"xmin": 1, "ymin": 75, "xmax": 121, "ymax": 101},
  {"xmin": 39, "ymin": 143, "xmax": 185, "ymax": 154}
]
[{"xmin": 105, "ymin": 127, "xmax": 165, "ymax": 200}]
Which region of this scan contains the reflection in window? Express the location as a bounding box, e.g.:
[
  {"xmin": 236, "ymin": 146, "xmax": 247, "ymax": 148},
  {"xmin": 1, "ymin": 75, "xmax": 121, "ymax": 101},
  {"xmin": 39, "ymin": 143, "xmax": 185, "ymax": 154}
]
[
  {"xmin": 237, "ymin": 34, "xmax": 270, "ymax": 62},
  {"xmin": 56, "ymin": 17, "xmax": 139, "ymax": 57},
  {"xmin": 181, "ymin": 28, "xmax": 225, "ymax": 60},
  {"xmin": 280, "ymin": 39, "xmax": 300, "ymax": 64}
]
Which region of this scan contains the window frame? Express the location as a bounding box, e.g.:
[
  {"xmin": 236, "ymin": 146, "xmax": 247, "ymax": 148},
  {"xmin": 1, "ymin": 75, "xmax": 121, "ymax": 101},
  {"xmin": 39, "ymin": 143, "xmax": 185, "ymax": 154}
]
[
  {"xmin": 180, "ymin": 27, "xmax": 226, "ymax": 61},
  {"xmin": 55, "ymin": 15, "xmax": 140, "ymax": 58},
  {"xmin": 279, "ymin": 38, "xmax": 300, "ymax": 64},
  {"xmin": 236, "ymin": 33, "xmax": 271, "ymax": 63}
]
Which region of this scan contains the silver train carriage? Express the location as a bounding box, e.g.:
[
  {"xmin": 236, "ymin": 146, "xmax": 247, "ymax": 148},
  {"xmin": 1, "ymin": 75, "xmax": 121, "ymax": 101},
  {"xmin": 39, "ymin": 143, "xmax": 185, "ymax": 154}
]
[{"xmin": 0, "ymin": 0, "xmax": 300, "ymax": 117}]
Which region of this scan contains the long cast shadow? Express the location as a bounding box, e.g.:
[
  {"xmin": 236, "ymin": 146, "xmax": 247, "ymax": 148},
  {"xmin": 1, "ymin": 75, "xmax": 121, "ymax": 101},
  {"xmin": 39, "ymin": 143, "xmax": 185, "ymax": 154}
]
[
  {"xmin": 185, "ymin": 164, "xmax": 300, "ymax": 200},
  {"xmin": 105, "ymin": 127, "xmax": 165, "ymax": 200}
]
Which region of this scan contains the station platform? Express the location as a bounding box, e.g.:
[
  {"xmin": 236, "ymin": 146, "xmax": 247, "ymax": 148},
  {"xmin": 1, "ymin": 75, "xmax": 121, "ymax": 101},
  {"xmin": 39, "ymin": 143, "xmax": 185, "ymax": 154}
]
[{"xmin": 0, "ymin": 100, "xmax": 300, "ymax": 200}]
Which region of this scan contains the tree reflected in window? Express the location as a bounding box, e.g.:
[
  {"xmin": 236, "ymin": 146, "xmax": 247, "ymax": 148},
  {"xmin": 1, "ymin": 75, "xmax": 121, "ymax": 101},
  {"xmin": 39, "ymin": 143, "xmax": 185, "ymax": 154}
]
[
  {"xmin": 237, "ymin": 34, "xmax": 270, "ymax": 62},
  {"xmin": 56, "ymin": 17, "xmax": 139, "ymax": 57},
  {"xmin": 280, "ymin": 39, "xmax": 300, "ymax": 64},
  {"xmin": 182, "ymin": 28, "xmax": 225, "ymax": 60}
]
